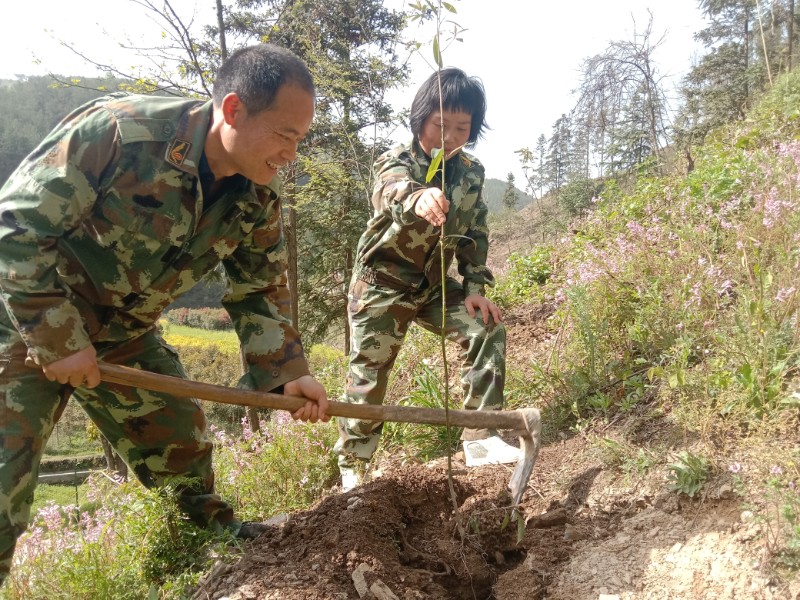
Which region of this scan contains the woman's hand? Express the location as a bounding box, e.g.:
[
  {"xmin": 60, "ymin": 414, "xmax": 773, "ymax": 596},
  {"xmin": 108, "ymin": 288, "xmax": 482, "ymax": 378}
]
[
  {"xmin": 414, "ymin": 188, "xmax": 449, "ymax": 227},
  {"xmin": 464, "ymin": 295, "xmax": 503, "ymax": 325}
]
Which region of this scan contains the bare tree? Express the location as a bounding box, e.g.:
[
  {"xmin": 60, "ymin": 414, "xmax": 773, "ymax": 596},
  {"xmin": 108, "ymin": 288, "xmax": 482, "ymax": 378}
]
[{"xmin": 572, "ymin": 12, "xmax": 670, "ymax": 175}]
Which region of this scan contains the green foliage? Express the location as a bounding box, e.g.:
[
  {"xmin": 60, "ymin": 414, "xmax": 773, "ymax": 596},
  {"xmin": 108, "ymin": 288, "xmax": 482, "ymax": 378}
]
[
  {"xmin": 489, "ymin": 247, "xmax": 552, "ymax": 309},
  {"xmin": 383, "ymin": 363, "xmax": 462, "ymax": 461},
  {"xmin": 211, "ymin": 416, "xmax": 339, "ymax": 518},
  {"xmin": 757, "ymin": 465, "xmax": 800, "ymax": 571},
  {"xmin": 558, "ymin": 176, "xmax": 601, "ymax": 216},
  {"xmin": 503, "ymin": 173, "xmax": 517, "ymax": 210},
  {"xmin": 163, "ymin": 307, "xmax": 232, "ymax": 330},
  {"xmin": 231, "ymin": 0, "xmax": 409, "ymax": 348},
  {"xmin": 594, "ymin": 437, "xmax": 658, "ymax": 476},
  {"xmin": 3, "ymin": 479, "xmax": 230, "ymax": 600},
  {"xmin": 30, "ymin": 483, "xmax": 89, "ymax": 517},
  {"xmin": 166, "ymin": 279, "xmax": 226, "ymax": 310},
  {"xmin": 306, "ymin": 344, "xmax": 348, "ymax": 401},
  {"xmin": 0, "ymin": 76, "xmax": 127, "ymax": 186},
  {"xmin": 666, "ymin": 451, "xmax": 711, "ymax": 498}
]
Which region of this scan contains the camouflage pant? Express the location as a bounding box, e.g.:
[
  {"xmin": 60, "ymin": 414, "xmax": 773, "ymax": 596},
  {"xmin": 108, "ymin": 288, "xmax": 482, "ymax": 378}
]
[
  {"xmin": 334, "ymin": 276, "xmax": 506, "ymax": 468},
  {"xmin": 0, "ymin": 318, "xmax": 237, "ymax": 586}
]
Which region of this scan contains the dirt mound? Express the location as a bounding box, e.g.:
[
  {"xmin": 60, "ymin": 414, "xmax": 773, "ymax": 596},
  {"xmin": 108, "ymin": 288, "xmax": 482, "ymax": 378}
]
[{"xmin": 191, "ymin": 432, "xmax": 795, "ymax": 599}]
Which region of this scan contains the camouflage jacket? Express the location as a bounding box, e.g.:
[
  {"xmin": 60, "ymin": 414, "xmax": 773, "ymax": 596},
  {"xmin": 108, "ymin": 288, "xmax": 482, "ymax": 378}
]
[
  {"xmin": 0, "ymin": 93, "xmax": 309, "ymax": 391},
  {"xmin": 354, "ymin": 141, "xmax": 495, "ymax": 296}
]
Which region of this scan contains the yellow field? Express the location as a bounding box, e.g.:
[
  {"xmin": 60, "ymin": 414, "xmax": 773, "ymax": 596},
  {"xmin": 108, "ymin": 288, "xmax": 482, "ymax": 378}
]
[{"xmin": 159, "ymin": 322, "xmax": 239, "ymax": 354}]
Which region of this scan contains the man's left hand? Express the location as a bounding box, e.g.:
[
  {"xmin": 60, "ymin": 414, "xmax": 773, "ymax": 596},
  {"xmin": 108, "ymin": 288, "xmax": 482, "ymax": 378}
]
[
  {"xmin": 284, "ymin": 375, "xmax": 330, "ymax": 423},
  {"xmin": 464, "ymin": 294, "xmax": 503, "ymax": 325}
]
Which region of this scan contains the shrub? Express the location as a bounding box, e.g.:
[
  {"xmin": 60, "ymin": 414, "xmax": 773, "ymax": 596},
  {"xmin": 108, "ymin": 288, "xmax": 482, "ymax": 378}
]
[
  {"xmin": 490, "ymin": 247, "xmax": 552, "ymax": 309},
  {"xmin": 163, "ymin": 307, "xmax": 232, "ymax": 330}
]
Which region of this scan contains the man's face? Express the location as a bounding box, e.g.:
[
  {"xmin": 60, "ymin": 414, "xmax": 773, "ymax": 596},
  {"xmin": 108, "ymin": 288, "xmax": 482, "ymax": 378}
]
[
  {"xmin": 418, "ymin": 110, "xmax": 472, "ymax": 160},
  {"xmin": 223, "ymin": 83, "xmax": 315, "ymax": 185}
]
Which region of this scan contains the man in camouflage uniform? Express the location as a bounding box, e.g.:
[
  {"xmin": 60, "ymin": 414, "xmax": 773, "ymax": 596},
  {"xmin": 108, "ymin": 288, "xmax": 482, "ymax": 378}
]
[
  {"xmin": 334, "ymin": 68, "xmax": 519, "ymax": 489},
  {"xmin": 0, "ymin": 44, "xmax": 329, "ymax": 585}
]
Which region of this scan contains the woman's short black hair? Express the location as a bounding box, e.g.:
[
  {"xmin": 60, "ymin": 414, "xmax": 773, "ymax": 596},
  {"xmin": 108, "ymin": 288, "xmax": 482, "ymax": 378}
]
[
  {"xmin": 212, "ymin": 44, "xmax": 315, "ymax": 114},
  {"xmin": 408, "ymin": 67, "xmax": 488, "ymax": 147}
]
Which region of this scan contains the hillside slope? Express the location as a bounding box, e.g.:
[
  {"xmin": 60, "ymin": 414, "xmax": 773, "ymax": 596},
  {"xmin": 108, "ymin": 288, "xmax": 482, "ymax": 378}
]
[
  {"xmin": 192, "ymin": 72, "xmax": 800, "ymax": 599},
  {"xmin": 193, "ymin": 299, "xmax": 795, "ymax": 599}
]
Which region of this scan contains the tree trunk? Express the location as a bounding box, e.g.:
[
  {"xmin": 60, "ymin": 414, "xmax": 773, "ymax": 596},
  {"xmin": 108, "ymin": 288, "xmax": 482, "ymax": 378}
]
[
  {"xmin": 344, "ymin": 246, "xmax": 352, "ymax": 356},
  {"xmin": 287, "ymin": 203, "xmax": 299, "ymax": 329},
  {"xmin": 100, "ymin": 436, "xmax": 128, "ymax": 480},
  {"xmin": 789, "ymin": 0, "xmax": 795, "ymax": 72},
  {"xmin": 216, "ymin": 0, "xmax": 228, "ymax": 60}
]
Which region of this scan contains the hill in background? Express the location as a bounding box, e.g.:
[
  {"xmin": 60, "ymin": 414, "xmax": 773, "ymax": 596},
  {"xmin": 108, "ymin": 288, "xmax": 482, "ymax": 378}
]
[{"xmin": 482, "ymin": 177, "xmax": 534, "ymax": 213}]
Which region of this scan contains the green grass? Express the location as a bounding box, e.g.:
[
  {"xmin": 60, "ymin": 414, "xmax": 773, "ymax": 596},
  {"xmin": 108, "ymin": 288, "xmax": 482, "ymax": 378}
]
[{"xmin": 32, "ymin": 483, "xmax": 90, "ymax": 514}]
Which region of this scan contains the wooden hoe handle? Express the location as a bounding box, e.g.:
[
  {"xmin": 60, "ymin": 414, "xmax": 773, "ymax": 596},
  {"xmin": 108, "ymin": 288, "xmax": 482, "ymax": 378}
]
[{"xmin": 98, "ymin": 363, "xmax": 528, "ymax": 431}]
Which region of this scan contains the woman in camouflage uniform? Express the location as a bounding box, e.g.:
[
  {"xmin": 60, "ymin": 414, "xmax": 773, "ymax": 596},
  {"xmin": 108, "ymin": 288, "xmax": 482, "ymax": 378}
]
[{"xmin": 335, "ymin": 68, "xmax": 519, "ymax": 490}]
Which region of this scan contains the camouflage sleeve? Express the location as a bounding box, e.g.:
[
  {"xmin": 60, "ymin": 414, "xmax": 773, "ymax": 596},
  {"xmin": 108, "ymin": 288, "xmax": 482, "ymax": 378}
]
[
  {"xmin": 221, "ymin": 188, "xmax": 310, "ymax": 393},
  {"xmin": 0, "ymin": 105, "xmax": 119, "ymax": 364},
  {"xmin": 371, "ymin": 151, "xmax": 427, "ymax": 225},
  {"xmin": 456, "ymin": 187, "xmax": 496, "ymax": 297}
]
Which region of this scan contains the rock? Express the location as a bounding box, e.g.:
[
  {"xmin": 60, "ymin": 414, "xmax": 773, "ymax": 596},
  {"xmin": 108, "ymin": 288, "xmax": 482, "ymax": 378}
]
[
  {"xmin": 715, "ymin": 484, "xmax": 734, "ymax": 499},
  {"xmin": 348, "ymin": 497, "xmax": 365, "ymax": 510},
  {"xmin": 523, "ymin": 553, "xmax": 549, "ymax": 574},
  {"xmin": 529, "ymin": 507, "xmax": 568, "ymax": 528},
  {"xmin": 251, "ymin": 553, "xmax": 278, "ymax": 565},
  {"xmin": 265, "ymin": 513, "xmax": 289, "ymax": 526},
  {"xmin": 352, "ymin": 563, "xmax": 372, "ymax": 598},
  {"xmin": 564, "ymin": 524, "xmax": 589, "ymax": 541},
  {"xmin": 371, "ymin": 579, "xmax": 400, "ymax": 600}
]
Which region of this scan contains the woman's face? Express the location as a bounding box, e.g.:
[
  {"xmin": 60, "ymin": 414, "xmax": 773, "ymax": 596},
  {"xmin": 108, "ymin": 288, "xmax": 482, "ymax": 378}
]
[{"xmin": 418, "ymin": 110, "xmax": 472, "ymax": 160}]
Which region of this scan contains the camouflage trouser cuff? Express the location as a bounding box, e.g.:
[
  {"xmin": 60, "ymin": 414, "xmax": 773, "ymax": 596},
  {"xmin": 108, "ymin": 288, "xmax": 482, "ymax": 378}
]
[{"xmin": 460, "ymin": 427, "xmax": 499, "ymax": 441}]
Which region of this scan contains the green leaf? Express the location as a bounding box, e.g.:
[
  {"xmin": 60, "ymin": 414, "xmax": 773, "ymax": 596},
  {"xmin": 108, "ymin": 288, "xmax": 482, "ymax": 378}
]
[
  {"xmin": 443, "ymin": 1, "xmax": 457, "ymax": 12},
  {"xmin": 425, "ymin": 148, "xmax": 443, "ymax": 183},
  {"xmin": 469, "ymin": 516, "xmax": 480, "ymax": 534},
  {"xmin": 516, "ymin": 515, "xmax": 526, "ymax": 544},
  {"xmin": 432, "ymin": 36, "xmax": 443, "ymax": 68}
]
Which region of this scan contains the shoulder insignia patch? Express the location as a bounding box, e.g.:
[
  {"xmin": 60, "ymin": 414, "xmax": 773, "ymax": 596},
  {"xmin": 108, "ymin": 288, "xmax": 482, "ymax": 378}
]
[
  {"xmin": 167, "ymin": 139, "xmax": 191, "ymax": 166},
  {"xmin": 461, "ymin": 154, "xmax": 472, "ymax": 168}
]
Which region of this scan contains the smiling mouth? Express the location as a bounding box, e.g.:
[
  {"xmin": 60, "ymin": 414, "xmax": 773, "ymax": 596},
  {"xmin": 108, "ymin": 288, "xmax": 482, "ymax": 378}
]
[{"xmin": 267, "ymin": 160, "xmax": 281, "ymax": 169}]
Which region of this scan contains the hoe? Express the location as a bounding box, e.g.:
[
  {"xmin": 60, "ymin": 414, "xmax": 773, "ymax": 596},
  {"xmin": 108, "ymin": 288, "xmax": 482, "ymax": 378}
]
[{"xmin": 97, "ymin": 363, "xmax": 541, "ymax": 506}]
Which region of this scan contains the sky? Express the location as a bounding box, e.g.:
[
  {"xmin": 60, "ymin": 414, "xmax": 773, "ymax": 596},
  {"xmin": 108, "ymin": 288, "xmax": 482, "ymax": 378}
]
[{"xmin": 2, "ymin": 0, "xmax": 707, "ymax": 186}]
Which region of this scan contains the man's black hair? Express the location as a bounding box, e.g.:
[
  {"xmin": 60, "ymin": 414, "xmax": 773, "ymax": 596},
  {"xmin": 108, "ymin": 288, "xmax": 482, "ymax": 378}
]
[
  {"xmin": 212, "ymin": 44, "xmax": 315, "ymax": 114},
  {"xmin": 408, "ymin": 67, "xmax": 488, "ymax": 147}
]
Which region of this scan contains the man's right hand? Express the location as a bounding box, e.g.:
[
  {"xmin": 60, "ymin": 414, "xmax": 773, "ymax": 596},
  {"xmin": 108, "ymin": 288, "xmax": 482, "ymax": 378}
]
[{"xmin": 42, "ymin": 346, "xmax": 101, "ymax": 388}]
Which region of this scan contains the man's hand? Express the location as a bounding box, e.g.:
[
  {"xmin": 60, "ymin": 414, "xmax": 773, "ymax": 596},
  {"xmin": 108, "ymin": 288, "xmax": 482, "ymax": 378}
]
[
  {"xmin": 465, "ymin": 294, "xmax": 503, "ymax": 326},
  {"xmin": 284, "ymin": 375, "xmax": 330, "ymax": 423},
  {"xmin": 414, "ymin": 188, "xmax": 449, "ymax": 227},
  {"xmin": 41, "ymin": 346, "xmax": 101, "ymax": 388}
]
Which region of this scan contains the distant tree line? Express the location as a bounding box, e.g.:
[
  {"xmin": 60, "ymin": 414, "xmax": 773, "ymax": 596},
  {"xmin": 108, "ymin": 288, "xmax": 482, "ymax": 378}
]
[
  {"xmin": 4, "ymin": 0, "xmax": 789, "ymax": 351},
  {"xmin": 516, "ymin": 0, "xmax": 799, "ymax": 216},
  {"xmin": 0, "ymin": 76, "xmax": 126, "ymax": 185}
]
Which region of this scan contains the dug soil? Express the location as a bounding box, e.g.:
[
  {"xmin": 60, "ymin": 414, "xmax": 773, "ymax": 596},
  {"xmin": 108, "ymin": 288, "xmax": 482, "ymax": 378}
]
[{"xmin": 192, "ymin": 439, "xmax": 795, "ymax": 600}]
